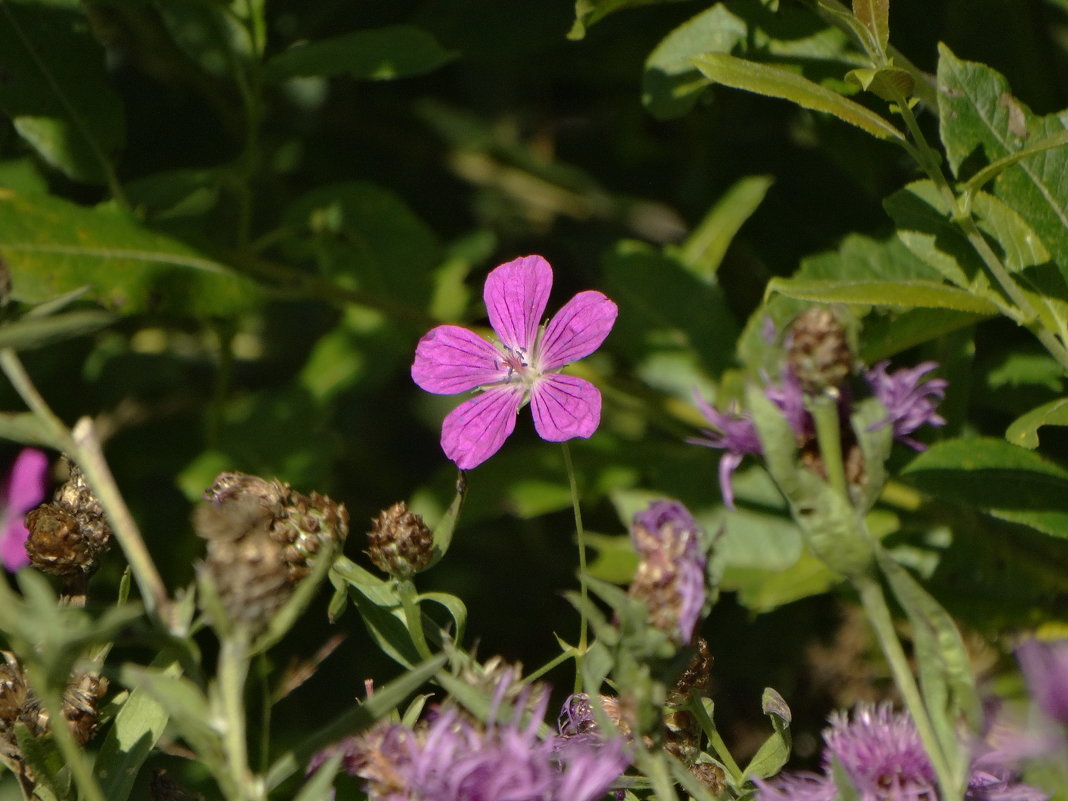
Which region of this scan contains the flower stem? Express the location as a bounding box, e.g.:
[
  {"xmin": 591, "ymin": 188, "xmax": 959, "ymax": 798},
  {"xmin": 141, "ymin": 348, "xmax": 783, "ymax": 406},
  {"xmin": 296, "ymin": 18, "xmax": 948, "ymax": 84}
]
[
  {"xmin": 398, "ymin": 578, "xmax": 434, "ymax": 661},
  {"xmin": 809, "ymin": 394, "xmax": 848, "ymax": 499},
  {"xmin": 854, "ymin": 574, "xmax": 961, "ymax": 801},
  {"xmin": 561, "ymin": 442, "xmax": 589, "ymax": 693}
]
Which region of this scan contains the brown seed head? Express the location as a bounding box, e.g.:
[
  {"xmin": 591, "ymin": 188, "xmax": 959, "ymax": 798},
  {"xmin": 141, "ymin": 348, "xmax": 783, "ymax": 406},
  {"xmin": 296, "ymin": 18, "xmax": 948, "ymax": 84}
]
[
  {"xmin": 787, "ymin": 306, "xmax": 854, "ymax": 394},
  {"xmin": 366, "ymin": 501, "xmax": 433, "ymax": 578},
  {"xmin": 24, "ymin": 460, "xmax": 112, "ymax": 577}
]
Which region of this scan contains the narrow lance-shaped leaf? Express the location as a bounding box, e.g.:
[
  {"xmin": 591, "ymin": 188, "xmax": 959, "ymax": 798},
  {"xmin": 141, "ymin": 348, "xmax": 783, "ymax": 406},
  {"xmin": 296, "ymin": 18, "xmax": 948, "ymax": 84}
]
[
  {"xmin": 1006, "ymin": 397, "xmax": 1068, "ymax": 449},
  {"xmin": 690, "ymin": 53, "xmax": 905, "ymax": 141},
  {"xmin": 852, "ymin": 0, "xmax": 889, "ymax": 52}
]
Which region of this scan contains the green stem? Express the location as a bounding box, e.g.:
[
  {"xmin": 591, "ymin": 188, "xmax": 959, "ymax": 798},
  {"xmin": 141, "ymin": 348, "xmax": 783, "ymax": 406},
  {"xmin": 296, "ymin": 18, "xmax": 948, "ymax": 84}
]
[
  {"xmin": 809, "ymin": 394, "xmax": 848, "ymax": 498},
  {"xmin": 32, "ymin": 682, "xmax": 108, "ymax": 801},
  {"xmin": 686, "ymin": 695, "xmax": 743, "ymax": 782},
  {"xmin": 523, "ymin": 647, "xmax": 578, "ymax": 684},
  {"xmin": 561, "ymin": 442, "xmax": 589, "ymax": 694},
  {"xmin": 218, "ymin": 636, "xmax": 264, "ymax": 801},
  {"xmin": 0, "ymin": 350, "xmax": 171, "ymax": 622},
  {"xmin": 855, "ymin": 575, "xmax": 961, "ymax": 801},
  {"xmin": 398, "ymin": 578, "xmax": 433, "ymax": 661}
]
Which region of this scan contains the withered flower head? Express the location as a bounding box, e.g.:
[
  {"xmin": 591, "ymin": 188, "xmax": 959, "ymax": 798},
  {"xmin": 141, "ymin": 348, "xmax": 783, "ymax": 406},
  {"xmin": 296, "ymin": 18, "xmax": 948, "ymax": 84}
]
[{"xmin": 366, "ymin": 501, "xmax": 433, "ymax": 578}]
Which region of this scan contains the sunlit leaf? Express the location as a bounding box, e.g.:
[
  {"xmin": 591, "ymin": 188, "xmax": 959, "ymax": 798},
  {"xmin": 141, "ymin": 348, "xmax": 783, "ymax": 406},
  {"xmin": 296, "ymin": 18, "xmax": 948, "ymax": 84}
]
[
  {"xmin": 1006, "ymin": 397, "xmax": 1068, "ymax": 449},
  {"xmin": 690, "ymin": 53, "xmax": 904, "ymax": 141}
]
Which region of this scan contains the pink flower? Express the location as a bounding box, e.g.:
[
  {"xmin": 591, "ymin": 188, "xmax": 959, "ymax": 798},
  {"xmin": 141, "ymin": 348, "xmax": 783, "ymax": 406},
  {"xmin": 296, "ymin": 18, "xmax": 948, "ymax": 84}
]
[
  {"xmin": 412, "ymin": 255, "xmax": 618, "ymax": 469},
  {"xmin": 0, "ymin": 449, "xmax": 49, "ymax": 571}
]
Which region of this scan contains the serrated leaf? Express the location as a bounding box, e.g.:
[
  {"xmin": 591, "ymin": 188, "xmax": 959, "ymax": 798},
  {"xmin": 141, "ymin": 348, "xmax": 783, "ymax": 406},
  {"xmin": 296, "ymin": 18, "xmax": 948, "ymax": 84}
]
[
  {"xmin": 264, "ymin": 26, "xmax": 455, "ymax": 83},
  {"xmin": 901, "ymin": 437, "xmax": 1068, "ymax": 539},
  {"xmin": 766, "ymin": 277, "xmax": 999, "ymax": 314},
  {"xmin": 0, "ymin": 1, "xmax": 125, "ymax": 184},
  {"xmin": 1006, "ymin": 397, "xmax": 1068, "ymax": 449},
  {"xmin": 690, "ymin": 53, "xmax": 904, "ymax": 141},
  {"xmin": 971, "ymin": 191, "xmax": 1051, "ymax": 272},
  {"xmin": 0, "ymin": 191, "xmax": 262, "ymax": 316},
  {"xmin": 937, "ymin": 44, "xmax": 1068, "ymax": 274}
]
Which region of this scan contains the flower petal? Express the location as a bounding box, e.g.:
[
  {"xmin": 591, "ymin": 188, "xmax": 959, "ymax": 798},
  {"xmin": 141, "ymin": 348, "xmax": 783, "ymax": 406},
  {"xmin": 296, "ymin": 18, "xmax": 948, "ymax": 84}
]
[
  {"xmin": 4, "ymin": 448, "xmax": 48, "ymax": 512},
  {"xmin": 484, "ymin": 255, "xmax": 552, "ymax": 352},
  {"xmin": 530, "ymin": 374, "xmax": 601, "ymax": 441},
  {"xmin": 441, "ymin": 385, "xmax": 523, "ymax": 469},
  {"xmin": 537, "ymin": 291, "xmax": 617, "ymax": 370},
  {"xmin": 412, "ymin": 325, "xmax": 507, "ymax": 395}
]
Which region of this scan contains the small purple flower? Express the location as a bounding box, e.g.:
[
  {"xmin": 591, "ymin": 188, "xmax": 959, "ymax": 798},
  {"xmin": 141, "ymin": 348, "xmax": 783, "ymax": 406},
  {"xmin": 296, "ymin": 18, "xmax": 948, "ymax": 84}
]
[
  {"xmin": 629, "ymin": 500, "xmax": 708, "ymax": 644},
  {"xmin": 412, "ymin": 255, "xmax": 618, "ymax": 470},
  {"xmin": 756, "ymin": 703, "xmax": 1046, "ymax": 801},
  {"xmin": 0, "ymin": 449, "xmax": 49, "ymax": 571},
  {"xmin": 1016, "ymin": 638, "xmax": 1068, "ymax": 726},
  {"xmin": 687, "ymin": 394, "xmax": 762, "ymax": 510},
  {"xmin": 865, "ymin": 361, "xmax": 947, "ymax": 450},
  {"xmin": 328, "ymin": 677, "xmax": 629, "ymax": 801}
]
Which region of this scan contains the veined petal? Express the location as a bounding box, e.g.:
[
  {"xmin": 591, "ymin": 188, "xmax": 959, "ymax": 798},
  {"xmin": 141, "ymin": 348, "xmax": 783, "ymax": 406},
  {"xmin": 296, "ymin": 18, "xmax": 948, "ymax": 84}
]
[
  {"xmin": 537, "ymin": 291, "xmax": 617, "ymax": 370},
  {"xmin": 441, "ymin": 385, "xmax": 524, "ymax": 469},
  {"xmin": 484, "ymin": 255, "xmax": 552, "ymax": 352},
  {"xmin": 412, "ymin": 325, "xmax": 507, "ymax": 395},
  {"xmin": 530, "ymin": 374, "xmax": 601, "ymax": 442}
]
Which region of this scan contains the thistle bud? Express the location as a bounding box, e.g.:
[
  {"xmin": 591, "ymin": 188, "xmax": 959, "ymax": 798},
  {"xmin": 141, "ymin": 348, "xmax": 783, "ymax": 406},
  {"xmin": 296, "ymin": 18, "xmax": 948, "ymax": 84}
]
[
  {"xmin": 787, "ymin": 306, "xmax": 854, "ymax": 394},
  {"xmin": 24, "ymin": 458, "xmax": 112, "ymax": 578},
  {"xmin": 194, "ymin": 472, "xmax": 348, "ymax": 634},
  {"xmin": 366, "ymin": 502, "xmax": 433, "ymax": 578}
]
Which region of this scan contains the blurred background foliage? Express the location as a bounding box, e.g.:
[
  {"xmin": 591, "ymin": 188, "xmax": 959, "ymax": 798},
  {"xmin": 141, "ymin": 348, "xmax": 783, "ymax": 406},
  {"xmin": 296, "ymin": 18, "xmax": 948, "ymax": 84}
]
[{"xmin": 2, "ymin": 0, "xmax": 1067, "ymax": 788}]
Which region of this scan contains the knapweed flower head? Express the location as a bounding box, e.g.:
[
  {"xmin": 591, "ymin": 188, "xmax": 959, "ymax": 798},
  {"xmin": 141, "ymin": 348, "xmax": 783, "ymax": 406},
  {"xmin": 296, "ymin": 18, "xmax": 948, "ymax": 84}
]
[
  {"xmin": 865, "ymin": 361, "xmax": 947, "ymax": 450},
  {"xmin": 315, "ymin": 674, "xmax": 629, "ymax": 801},
  {"xmin": 1017, "ymin": 637, "xmax": 1068, "ymax": 726},
  {"xmin": 412, "ymin": 255, "xmax": 618, "ymax": 469},
  {"xmin": 755, "ymin": 703, "xmax": 1045, "ymax": 801},
  {"xmin": 0, "ymin": 448, "xmax": 49, "ymax": 571},
  {"xmin": 628, "ymin": 500, "xmax": 708, "ymax": 645}
]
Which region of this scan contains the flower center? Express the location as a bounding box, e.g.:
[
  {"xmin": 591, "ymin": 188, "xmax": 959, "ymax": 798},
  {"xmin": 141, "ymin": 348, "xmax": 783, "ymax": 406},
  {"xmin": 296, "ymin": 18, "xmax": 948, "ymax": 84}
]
[{"xmin": 500, "ymin": 345, "xmax": 538, "ymax": 383}]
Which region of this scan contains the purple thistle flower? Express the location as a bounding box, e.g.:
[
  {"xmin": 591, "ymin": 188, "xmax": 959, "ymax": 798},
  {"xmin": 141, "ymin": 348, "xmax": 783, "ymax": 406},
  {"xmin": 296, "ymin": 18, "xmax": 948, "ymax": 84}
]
[
  {"xmin": 756, "ymin": 703, "xmax": 1046, "ymax": 801},
  {"xmin": 629, "ymin": 500, "xmax": 708, "ymax": 644},
  {"xmin": 0, "ymin": 449, "xmax": 49, "ymax": 572},
  {"xmin": 865, "ymin": 361, "xmax": 947, "ymax": 450},
  {"xmin": 329, "ymin": 677, "xmax": 628, "ymax": 801},
  {"xmin": 1016, "ymin": 638, "xmax": 1068, "ymax": 726},
  {"xmin": 412, "ymin": 255, "xmax": 618, "ymax": 470}
]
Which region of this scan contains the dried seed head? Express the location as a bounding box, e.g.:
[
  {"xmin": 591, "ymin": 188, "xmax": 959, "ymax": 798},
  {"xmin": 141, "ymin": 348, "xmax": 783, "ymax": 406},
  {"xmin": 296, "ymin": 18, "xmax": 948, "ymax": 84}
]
[
  {"xmin": 787, "ymin": 306, "xmax": 854, "ymax": 394},
  {"xmin": 671, "ymin": 638, "xmax": 714, "ymax": 701},
  {"xmin": 690, "ymin": 762, "xmax": 727, "ymax": 794},
  {"xmin": 24, "ymin": 459, "xmax": 112, "ymax": 577},
  {"xmin": 194, "ymin": 472, "xmax": 347, "ymax": 634},
  {"xmin": 63, "ymin": 672, "xmax": 109, "ymax": 746},
  {"xmin": 366, "ymin": 502, "xmax": 433, "ymax": 578}
]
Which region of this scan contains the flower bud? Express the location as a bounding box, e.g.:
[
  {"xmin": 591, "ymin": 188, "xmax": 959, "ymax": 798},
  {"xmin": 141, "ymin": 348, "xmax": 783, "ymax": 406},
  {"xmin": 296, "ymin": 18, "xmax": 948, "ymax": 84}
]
[
  {"xmin": 787, "ymin": 306, "xmax": 854, "ymax": 394},
  {"xmin": 24, "ymin": 458, "xmax": 112, "ymax": 578},
  {"xmin": 366, "ymin": 502, "xmax": 433, "ymax": 578}
]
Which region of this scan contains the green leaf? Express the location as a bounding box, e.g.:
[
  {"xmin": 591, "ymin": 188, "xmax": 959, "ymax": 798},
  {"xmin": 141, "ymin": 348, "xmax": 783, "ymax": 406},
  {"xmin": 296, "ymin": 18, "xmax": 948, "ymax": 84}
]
[
  {"xmin": 845, "ymin": 66, "xmax": 914, "ymax": 102},
  {"xmin": 690, "ymin": 53, "xmax": 904, "ymax": 141},
  {"xmin": 766, "ymin": 277, "xmax": 999, "ymax": 314},
  {"xmin": 0, "ymin": 1, "xmax": 125, "ymax": 184},
  {"xmin": 568, "ymin": 0, "xmax": 683, "ymax": 40},
  {"xmin": 851, "ymin": 0, "xmax": 889, "ymax": 50},
  {"xmin": 741, "ymin": 688, "xmax": 792, "ymax": 780},
  {"xmin": 883, "ymin": 180, "xmax": 1000, "ymax": 298},
  {"xmin": 1006, "ymin": 397, "xmax": 1068, "ymax": 449},
  {"xmin": 264, "ymin": 26, "xmax": 455, "ymax": 83},
  {"xmin": 859, "ymin": 308, "xmax": 988, "ymax": 363},
  {"xmin": 937, "ymin": 44, "xmax": 1068, "ymax": 274},
  {"xmin": 427, "ymin": 472, "xmax": 467, "ymax": 570},
  {"xmin": 283, "ymin": 181, "xmax": 439, "ymax": 305},
  {"xmin": 673, "ymin": 175, "xmax": 774, "ymax": 279},
  {"xmin": 0, "ymin": 191, "xmax": 262, "ymax": 316},
  {"xmin": 971, "ymin": 191, "xmax": 1051, "ymax": 272},
  {"xmin": 901, "ymin": 437, "xmax": 1068, "ymax": 539},
  {"xmin": 642, "ymin": 4, "xmax": 748, "ymax": 119},
  {"xmin": 726, "ymin": 552, "xmax": 839, "ymax": 613},
  {"xmin": 95, "ymin": 657, "xmax": 183, "ymax": 801}
]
